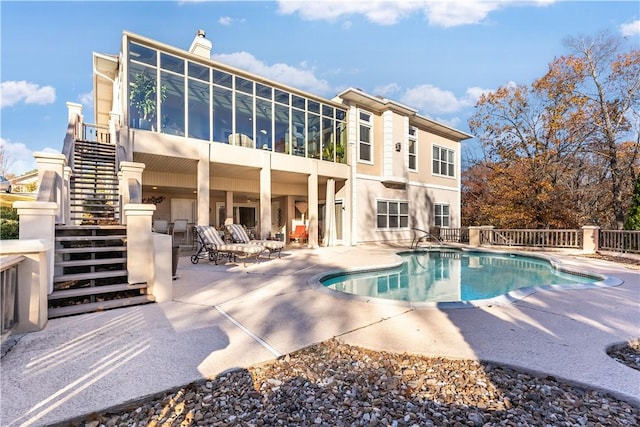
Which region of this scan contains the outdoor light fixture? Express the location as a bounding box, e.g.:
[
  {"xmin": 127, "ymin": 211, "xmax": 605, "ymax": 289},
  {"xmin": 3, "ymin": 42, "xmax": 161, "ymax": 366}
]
[{"xmin": 395, "ymin": 142, "xmax": 402, "ymax": 152}]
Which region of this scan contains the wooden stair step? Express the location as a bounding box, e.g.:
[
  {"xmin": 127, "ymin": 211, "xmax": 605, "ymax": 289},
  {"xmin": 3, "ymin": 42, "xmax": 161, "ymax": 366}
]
[
  {"xmin": 48, "ymin": 283, "xmax": 147, "ymax": 300},
  {"xmin": 54, "ymin": 269, "xmax": 128, "ymax": 282},
  {"xmin": 56, "ymin": 257, "xmax": 126, "ymax": 267},
  {"xmin": 56, "ymin": 246, "xmax": 126, "ymax": 254},
  {"xmin": 56, "ymin": 235, "xmax": 126, "ymax": 242},
  {"xmin": 48, "ymin": 295, "xmax": 155, "ymax": 319}
]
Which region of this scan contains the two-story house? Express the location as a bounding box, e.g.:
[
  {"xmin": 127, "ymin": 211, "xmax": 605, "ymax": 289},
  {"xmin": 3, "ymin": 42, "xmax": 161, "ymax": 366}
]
[{"xmin": 92, "ymin": 29, "xmax": 471, "ymax": 247}]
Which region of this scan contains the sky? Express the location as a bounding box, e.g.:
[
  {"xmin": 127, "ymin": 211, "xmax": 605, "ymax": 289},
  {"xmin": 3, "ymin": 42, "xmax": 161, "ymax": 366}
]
[{"xmin": 1, "ymin": 0, "xmax": 639, "ymax": 176}]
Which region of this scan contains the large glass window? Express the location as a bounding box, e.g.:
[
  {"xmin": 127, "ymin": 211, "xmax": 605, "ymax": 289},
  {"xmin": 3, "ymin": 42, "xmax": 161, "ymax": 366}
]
[
  {"xmin": 128, "ymin": 62, "xmax": 158, "ymax": 130},
  {"xmin": 188, "ymin": 79, "xmax": 210, "ymax": 140},
  {"xmin": 336, "ymin": 121, "xmax": 347, "ymax": 163},
  {"xmin": 377, "ymin": 200, "xmax": 409, "ymax": 229},
  {"xmin": 256, "ymin": 98, "xmax": 272, "ymax": 150},
  {"xmin": 321, "ymin": 117, "xmax": 334, "ymax": 161},
  {"xmin": 160, "ymin": 72, "xmax": 185, "ymax": 136},
  {"xmin": 274, "ymin": 104, "xmax": 290, "ymax": 153},
  {"xmin": 358, "ymin": 111, "xmax": 373, "ymax": 163},
  {"xmin": 234, "ymin": 92, "xmax": 254, "ymax": 147},
  {"xmin": 291, "ymin": 109, "xmax": 306, "ymax": 157},
  {"xmin": 129, "ymin": 42, "xmax": 156, "ymax": 66},
  {"xmin": 433, "ymin": 145, "xmax": 455, "ymax": 177},
  {"xmin": 435, "ymin": 204, "xmax": 450, "ymax": 227},
  {"xmin": 308, "ymin": 113, "xmax": 320, "ymax": 159},
  {"xmin": 213, "ymin": 86, "xmax": 232, "ymax": 142}
]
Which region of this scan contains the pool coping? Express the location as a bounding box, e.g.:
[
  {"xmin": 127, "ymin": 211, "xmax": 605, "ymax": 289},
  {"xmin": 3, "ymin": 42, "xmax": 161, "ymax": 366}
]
[{"xmin": 306, "ymin": 246, "xmax": 624, "ymax": 309}]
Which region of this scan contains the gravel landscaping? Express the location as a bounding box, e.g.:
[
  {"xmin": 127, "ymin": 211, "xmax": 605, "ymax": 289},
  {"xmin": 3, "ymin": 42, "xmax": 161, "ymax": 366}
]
[{"xmin": 71, "ymin": 339, "xmax": 638, "ymax": 427}]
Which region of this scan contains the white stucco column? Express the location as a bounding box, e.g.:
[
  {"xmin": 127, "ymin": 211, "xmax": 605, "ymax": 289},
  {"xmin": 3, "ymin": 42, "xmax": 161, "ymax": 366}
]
[
  {"xmin": 259, "ymin": 152, "xmax": 272, "ymax": 239},
  {"xmin": 225, "ymin": 191, "xmax": 234, "ymax": 225},
  {"xmin": 307, "ymin": 163, "xmax": 319, "ymax": 248},
  {"xmin": 197, "ymin": 144, "xmax": 210, "ymax": 226},
  {"xmin": 34, "ymin": 151, "xmax": 66, "ymax": 224},
  {"xmin": 123, "ymin": 203, "xmax": 155, "ymax": 284}
]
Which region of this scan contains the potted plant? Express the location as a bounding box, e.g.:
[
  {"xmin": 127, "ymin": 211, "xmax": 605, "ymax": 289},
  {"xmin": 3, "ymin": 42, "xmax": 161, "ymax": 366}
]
[{"xmin": 129, "ymin": 72, "xmax": 166, "ymax": 130}]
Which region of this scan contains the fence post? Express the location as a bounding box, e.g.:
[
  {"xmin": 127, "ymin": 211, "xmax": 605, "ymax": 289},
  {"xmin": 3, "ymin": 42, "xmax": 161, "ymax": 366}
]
[
  {"xmin": 468, "ymin": 226, "xmax": 481, "ymax": 247},
  {"xmin": 582, "ymin": 226, "xmax": 600, "ymax": 253}
]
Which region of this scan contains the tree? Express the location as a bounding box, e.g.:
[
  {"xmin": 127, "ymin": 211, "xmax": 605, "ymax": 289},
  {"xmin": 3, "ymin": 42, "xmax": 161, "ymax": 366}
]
[
  {"xmin": 624, "ymin": 173, "xmax": 640, "ymax": 230},
  {"xmin": 467, "ymin": 32, "xmax": 639, "ymax": 229}
]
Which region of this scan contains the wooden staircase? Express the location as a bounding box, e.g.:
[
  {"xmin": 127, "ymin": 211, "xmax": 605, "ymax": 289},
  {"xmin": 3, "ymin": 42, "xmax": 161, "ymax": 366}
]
[{"xmin": 48, "ymin": 140, "xmax": 154, "ymax": 318}]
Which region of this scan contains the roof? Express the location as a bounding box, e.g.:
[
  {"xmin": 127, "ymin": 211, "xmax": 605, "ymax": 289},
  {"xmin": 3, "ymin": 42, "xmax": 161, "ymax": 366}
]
[{"xmin": 337, "ymin": 87, "xmax": 474, "ymax": 142}]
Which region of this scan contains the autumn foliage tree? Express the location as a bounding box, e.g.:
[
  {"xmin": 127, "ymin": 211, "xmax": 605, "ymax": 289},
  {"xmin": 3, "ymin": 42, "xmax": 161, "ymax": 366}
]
[{"xmin": 465, "ymin": 32, "xmax": 639, "ymax": 229}]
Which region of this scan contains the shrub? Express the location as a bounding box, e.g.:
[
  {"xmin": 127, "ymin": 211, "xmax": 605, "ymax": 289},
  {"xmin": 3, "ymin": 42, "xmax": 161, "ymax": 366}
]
[{"xmin": 0, "ymin": 207, "xmax": 19, "ymax": 239}]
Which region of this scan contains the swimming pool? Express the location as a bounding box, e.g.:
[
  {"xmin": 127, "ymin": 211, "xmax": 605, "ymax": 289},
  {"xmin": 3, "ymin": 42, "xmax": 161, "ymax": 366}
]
[{"xmin": 317, "ymin": 249, "xmax": 613, "ymax": 307}]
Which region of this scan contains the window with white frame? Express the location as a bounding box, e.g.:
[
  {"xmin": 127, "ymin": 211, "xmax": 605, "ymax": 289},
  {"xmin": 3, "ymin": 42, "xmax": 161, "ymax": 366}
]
[
  {"xmin": 358, "ymin": 110, "xmax": 373, "ymax": 163},
  {"xmin": 432, "ymin": 145, "xmax": 455, "ymax": 177},
  {"xmin": 408, "ymin": 126, "xmax": 417, "ymax": 171},
  {"xmin": 434, "ymin": 204, "xmax": 450, "ymax": 227},
  {"xmin": 377, "ymin": 200, "xmax": 409, "ymax": 229}
]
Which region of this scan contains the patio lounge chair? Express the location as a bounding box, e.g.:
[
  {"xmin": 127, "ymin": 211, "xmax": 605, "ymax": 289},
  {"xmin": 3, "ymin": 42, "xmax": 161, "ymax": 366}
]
[
  {"xmin": 226, "ymin": 224, "xmax": 285, "ymax": 259},
  {"xmin": 191, "ymin": 225, "xmax": 265, "ymax": 267},
  {"xmin": 289, "ymin": 225, "xmax": 309, "ymax": 243}
]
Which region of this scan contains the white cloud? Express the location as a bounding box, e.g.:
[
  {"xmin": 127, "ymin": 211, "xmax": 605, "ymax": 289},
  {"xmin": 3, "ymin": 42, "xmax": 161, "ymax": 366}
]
[
  {"xmin": 218, "ymin": 16, "xmax": 233, "ymax": 26},
  {"xmin": 277, "ymin": 0, "xmax": 556, "ymax": 28},
  {"xmin": 1, "ymin": 81, "xmax": 56, "ymax": 108},
  {"xmin": 373, "ymin": 83, "xmax": 402, "ymax": 97},
  {"xmin": 0, "ymin": 138, "xmax": 61, "ymax": 175},
  {"xmin": 79, "ymin": 91, "xmax": 93, "ymax": 107},
  {"xmin": 212, "ymin": 52, "xmax": 332, "ymax": 95},
  {"xmin": 621, "ymin": 19, "xmax": 640, "ymax": 37},
  {"xmin": 399, "ymin": 84, "xmax": 491, "ymax": 115}
]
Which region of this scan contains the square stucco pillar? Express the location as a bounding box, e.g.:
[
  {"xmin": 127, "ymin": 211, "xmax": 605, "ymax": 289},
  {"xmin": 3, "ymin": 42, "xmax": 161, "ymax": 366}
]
[
  {"xmin": 468, "ymin": 226, "xmax": 481, "ymax": 247},
  {"xmin": 307, "ymin": 164, "xmax": 319, "ymax": 248},
  {"xmin": 582, "ymin": 226, "xmax": 600, "ymax": 253},
  {"xmin": 197, "ymin": 144, "xmax": 210, "ymax": 226},
  {"xmin": 260, "ymin": 152, "xmax": 272, "ymax": 240},
  {"xmin": 123, "ymin": 204, "xmax": 156, "ymax": 284},
  {"xmin": 14, "ymin": 201, "xmax": 58, "ymax": 294}
]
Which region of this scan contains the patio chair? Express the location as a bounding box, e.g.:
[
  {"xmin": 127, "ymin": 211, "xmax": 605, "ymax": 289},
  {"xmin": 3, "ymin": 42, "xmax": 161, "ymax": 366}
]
[
  {"xmin": 153, "ymin": 219, "xmax": 169, "ymax": 234},
  {"xmin": 226, "ymin": 224, "xmax": 285, "ymax": 259},
  {"xmin": 172, "ymin": 219, "xmax": 189, "ymax": 245},
  {"xmin": 289, "ymin": 225, "xmax": 309, "ymax": 243},
  {"xmin": 191, "ymin": 225, "xmax": 265, "ymax": 267}
]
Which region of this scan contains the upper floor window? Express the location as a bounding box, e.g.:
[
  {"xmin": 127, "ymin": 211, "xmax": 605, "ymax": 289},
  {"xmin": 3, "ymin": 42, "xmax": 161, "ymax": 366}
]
[
  {"xmin": 434, "ymin": 204, "xmax": 450, "ymax": 227},
  {"xmin": 433, "ymin": 145, "xmax": 455, "ymax": 177},
  {"xmin": 358, "ymin": 111, "xmax": 373, "ymax": 163},
  {"xmin": 408, "ymin": 126, "xmax": 417, "ymax": 171},
  {"xmin": 377, "ymin": 200, "xmax": 409, "ymax": 229}
]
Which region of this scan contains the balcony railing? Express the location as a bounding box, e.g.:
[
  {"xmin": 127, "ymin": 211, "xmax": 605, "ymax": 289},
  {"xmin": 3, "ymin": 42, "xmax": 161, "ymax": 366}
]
[
  {"xmin": 600, "ymin": 230, "xmax": 640, "ymax": 254},
  {"xmin": 480, "ymin": 229, "xmax": 582, "ymax": 249},
  {"xmin": 1, "ymin": 255, "xmax": 22, "ymax": 344},
  {"xmin": 83, "ymin": 123, "xmax": 110, "ymax": 143}
]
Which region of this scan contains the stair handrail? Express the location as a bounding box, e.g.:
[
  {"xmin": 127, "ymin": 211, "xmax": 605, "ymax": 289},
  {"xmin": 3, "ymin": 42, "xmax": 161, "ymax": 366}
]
[
  {"xmin": 410, "ymin": 228, "xmax": 443, "ymax": 249},
  {"xmin": 36, "ymin": 170, "xmax": 59, "ymax": 203},
  {"xmin": 61, "ymin": 113, "xmax": 80, "ymax": 171}
]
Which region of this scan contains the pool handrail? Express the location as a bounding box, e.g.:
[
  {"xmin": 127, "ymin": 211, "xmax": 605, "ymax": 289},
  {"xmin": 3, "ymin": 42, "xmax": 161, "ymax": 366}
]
[{"xmin": 410, "ymin": 228, "xmax": 443, "ymax": 249}]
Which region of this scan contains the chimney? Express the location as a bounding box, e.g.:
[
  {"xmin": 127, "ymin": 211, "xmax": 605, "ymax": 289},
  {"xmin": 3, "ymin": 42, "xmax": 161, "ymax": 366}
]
[{"xmin": 189, "ymin": 29, "xmax": 212, "ymax": 58}]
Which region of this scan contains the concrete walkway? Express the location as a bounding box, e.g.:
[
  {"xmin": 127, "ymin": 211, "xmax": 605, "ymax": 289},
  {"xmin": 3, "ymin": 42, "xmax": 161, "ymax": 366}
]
[{"xmin": 1, "ymin": 245, "xmax": 638, "ymax": 426}]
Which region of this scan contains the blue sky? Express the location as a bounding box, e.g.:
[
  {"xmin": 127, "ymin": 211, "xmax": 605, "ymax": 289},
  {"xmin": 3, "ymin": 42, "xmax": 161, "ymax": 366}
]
[{"xmin": 1, "ymin": 0, "xmax": 639, "ymax": 175}]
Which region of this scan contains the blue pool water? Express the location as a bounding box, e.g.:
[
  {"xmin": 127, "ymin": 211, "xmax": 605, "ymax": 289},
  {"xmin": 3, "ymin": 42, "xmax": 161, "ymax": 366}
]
[{"xmin": 321, "ymin": 249, "xmax": 598, "ymax": 303}]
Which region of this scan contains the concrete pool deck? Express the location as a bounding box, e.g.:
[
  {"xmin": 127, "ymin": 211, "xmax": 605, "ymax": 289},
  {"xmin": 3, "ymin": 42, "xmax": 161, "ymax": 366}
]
[{"xmin": 1, "ymin": 245, "xmax": 639, "ymax": 426}]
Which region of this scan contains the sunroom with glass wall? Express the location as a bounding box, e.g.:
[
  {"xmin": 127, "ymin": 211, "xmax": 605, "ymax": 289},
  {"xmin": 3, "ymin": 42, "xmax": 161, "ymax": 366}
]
[{"xmin": 126, "ymin": 40, "xmax": 347, "ymax": 163}]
